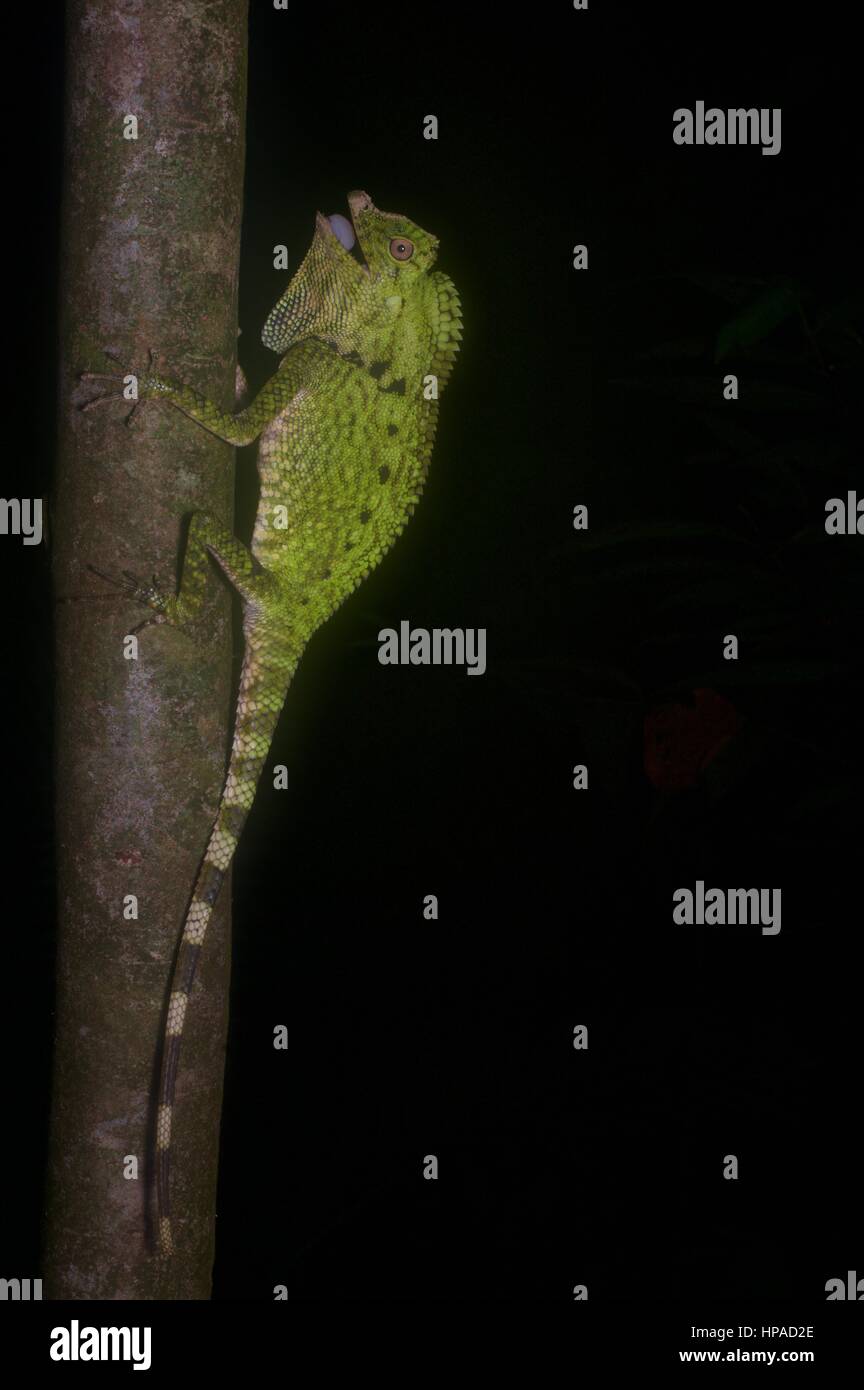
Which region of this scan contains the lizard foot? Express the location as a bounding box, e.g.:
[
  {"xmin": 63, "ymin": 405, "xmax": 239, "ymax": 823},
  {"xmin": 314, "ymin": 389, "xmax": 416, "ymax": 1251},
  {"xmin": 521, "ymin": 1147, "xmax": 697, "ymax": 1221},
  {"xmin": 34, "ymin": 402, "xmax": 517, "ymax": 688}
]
[
  {"xmin": 88, "ymin": 565, "xmax": 212, "ymax": 645},
  {"xmin": 87, "ymin": 565, "xmax": 191, "ymax": 637},
  {"xmin": 79, "ymin": 349, "xmax": 163, "ymax": 421}
]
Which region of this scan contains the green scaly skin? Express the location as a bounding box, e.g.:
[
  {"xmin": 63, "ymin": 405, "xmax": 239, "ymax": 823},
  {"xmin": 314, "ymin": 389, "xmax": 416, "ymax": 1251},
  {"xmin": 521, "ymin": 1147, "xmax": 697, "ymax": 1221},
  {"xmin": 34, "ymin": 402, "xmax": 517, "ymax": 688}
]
[{"xmin": 84, "ymin": 190, "xmax": 461, "ymax": 1255}]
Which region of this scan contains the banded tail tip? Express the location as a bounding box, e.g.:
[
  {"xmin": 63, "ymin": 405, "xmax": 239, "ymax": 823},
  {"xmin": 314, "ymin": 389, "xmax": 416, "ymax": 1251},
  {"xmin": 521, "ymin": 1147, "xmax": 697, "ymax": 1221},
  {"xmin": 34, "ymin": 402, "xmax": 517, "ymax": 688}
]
[{"xmin": 159, "ymin": 1216, "xmax": 174, "ymax": 1255}]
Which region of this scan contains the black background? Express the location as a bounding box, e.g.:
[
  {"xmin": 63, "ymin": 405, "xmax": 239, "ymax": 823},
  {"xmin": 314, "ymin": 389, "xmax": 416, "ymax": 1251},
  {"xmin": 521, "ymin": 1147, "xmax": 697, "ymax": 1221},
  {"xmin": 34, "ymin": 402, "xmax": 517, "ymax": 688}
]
[{"xmin": 2, "ymin": 1, "xmax": 861, "ymax": 1306}]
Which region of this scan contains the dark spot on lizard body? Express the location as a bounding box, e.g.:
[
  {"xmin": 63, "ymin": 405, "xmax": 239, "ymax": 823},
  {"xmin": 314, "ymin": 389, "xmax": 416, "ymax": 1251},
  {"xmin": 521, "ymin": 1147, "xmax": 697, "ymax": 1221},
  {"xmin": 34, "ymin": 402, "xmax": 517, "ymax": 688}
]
[
  {"xmin": 323, "ymin": 339, "xmax": 363, "ymax": 367},
  {"xmin": 180, "ymin": 943, "xmax": 202, "ymax": 991},
  {"xmin": 369, "ymin": 360, "xmax": 390, "ymax": 380},
  {"xmin": 200, "ymin": 873, "xmax": 223, "ymax": 907},
  {"xmin": 222, "ymin": 805, "xmax": 246, "ymax": 837},
  {"xmin": 382, "ymin": 378, "xmax": 406, "ymax": 396},
  {"xmin": 378, "ymin": 465, "xmax": 390, "ymax": 483},
  {"xmin": 387, "ymin": 424, "xmax": 398, "ymax": 436},
  {"xmin": 359, "ymin": 509, "xmax": 371, "ymax": 524}
]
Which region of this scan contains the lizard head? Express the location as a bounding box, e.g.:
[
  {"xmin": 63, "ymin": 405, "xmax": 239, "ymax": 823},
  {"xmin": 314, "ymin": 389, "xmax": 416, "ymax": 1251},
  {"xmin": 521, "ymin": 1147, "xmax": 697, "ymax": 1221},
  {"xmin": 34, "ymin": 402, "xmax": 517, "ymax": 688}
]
[
  {"xmin": 261, "ymin": 190, "xmax": 440, "ymax": 354},
  {"xmin": 344, "ymin": 189, "xmax": 439, "ymax": 279}
]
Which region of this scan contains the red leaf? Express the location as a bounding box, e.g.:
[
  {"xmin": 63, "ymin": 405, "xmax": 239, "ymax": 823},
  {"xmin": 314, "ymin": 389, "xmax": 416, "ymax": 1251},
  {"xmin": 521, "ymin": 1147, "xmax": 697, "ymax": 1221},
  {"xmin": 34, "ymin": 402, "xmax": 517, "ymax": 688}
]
[{"xmin": 644, "ymin": 688, "xmax": 741, "ymax": 792}]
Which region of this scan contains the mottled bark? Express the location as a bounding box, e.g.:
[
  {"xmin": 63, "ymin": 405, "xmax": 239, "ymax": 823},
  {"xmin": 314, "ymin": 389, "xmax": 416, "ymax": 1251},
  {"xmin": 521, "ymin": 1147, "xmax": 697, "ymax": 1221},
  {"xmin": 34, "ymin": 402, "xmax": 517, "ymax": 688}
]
[{"xmin": 46, "ymin": 0, "xmax": 248, "ymax": 1299}]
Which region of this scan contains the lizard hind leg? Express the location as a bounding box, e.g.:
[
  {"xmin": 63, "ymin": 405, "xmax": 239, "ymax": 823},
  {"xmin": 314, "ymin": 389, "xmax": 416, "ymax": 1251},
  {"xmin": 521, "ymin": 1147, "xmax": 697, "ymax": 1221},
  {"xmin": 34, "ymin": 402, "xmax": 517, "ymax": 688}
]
[
  {"xmin": 118, "ymin": 511, "xmax": 259, "ymax": 636},
  {"xmin": 170, "ymin": 509, "xmax": 259, "ymax": 625}
]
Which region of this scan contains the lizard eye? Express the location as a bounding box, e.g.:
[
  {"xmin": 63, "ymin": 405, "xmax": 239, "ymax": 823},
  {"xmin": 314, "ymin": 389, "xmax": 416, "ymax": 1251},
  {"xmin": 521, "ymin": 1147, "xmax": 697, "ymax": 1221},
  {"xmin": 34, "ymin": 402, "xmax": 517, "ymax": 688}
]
[{"xmin": 389, "ymin": 237, "xmax": 415, "ymax": 262}]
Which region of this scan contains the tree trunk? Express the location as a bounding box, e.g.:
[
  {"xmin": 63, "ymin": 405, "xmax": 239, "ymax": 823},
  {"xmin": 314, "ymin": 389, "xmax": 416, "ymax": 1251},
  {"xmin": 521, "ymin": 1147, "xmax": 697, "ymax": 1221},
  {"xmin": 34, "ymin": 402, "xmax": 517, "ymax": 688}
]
[{"xmin": 46, "ymin": 0, "xmax": 248, "ymax": 1300}]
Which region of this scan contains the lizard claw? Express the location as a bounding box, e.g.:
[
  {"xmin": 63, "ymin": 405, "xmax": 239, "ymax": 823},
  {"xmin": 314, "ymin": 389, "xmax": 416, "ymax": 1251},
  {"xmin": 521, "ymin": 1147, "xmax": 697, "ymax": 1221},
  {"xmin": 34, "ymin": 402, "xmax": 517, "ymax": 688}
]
[
  {"xmin": 130, "ymin": 612, "xmax": 169, "ymax": 636},
  {"xmin": 80, "ymin": 389, "xmax": 121, "ymax": 413},
  {"xmin": 87, "ymin": 563, "xmax": 120, "ymax": 585}
]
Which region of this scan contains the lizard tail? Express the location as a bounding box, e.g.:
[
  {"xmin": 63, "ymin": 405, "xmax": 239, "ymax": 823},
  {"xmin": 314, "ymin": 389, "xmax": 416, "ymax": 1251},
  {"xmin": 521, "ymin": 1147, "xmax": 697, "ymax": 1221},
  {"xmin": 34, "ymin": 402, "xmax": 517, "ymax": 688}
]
[{"xmin": 155, "ymin": 640, "xmax": 297, "ymax": 1255}]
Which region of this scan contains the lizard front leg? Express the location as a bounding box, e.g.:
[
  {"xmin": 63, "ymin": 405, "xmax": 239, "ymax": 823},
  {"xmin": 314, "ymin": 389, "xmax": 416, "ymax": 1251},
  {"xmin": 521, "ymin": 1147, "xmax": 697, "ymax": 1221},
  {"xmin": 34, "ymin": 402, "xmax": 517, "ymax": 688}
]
[
  {"xmin": 81, "ymin": 338, "xmax": 332, "ymax": 446},
  {"xmin": 81, "ymin": 363, "xmax": 276, "ymax": 446}
]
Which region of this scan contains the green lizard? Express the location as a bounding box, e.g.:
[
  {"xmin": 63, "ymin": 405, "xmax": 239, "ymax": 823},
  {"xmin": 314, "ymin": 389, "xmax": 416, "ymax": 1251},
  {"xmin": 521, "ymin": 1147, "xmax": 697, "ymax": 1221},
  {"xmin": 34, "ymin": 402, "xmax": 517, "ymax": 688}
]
[{"xmin": 82, "ymin": 190, "xmax": 462, "ymax": 1255}]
